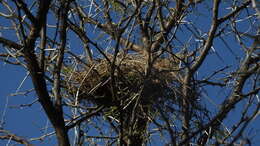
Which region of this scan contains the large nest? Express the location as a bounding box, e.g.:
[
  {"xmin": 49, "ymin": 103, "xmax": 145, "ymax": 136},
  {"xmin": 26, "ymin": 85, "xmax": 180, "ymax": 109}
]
[{"xmin": 63, "ymin": 53, "xmax": 183, "ymax": 108}]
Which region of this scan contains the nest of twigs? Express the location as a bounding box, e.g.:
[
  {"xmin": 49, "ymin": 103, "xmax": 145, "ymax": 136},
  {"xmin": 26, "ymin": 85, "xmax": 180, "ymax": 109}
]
[{"xmin": 63, "ymin": 53, "xmax": 182, "ymax": 108}]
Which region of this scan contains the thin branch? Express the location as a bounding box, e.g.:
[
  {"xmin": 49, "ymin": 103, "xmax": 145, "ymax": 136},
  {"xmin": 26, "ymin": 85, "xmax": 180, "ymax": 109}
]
[
  {"xmin": 0, "ymin": 130, "xmax": 33, "ymax": 146},
  {"xmin": 218, "ymin": 1, "xmax": 251, "ymax": 23},
  {"xmin": 66, "ymin": 106, "xmax": 104, "ymax": 129},
  {"xmin": 191, "ymin": 0, "xmax": 220, "ymax": 73},
  {"xmin": 0, "ymin": 37, "xmax": 22, "ymax": 49}
]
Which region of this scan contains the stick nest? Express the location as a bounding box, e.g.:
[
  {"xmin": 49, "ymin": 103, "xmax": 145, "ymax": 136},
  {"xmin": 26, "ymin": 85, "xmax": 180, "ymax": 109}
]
[{"xmin": 63, "ymin": 53, "xmax": 182, "ymax": 107}]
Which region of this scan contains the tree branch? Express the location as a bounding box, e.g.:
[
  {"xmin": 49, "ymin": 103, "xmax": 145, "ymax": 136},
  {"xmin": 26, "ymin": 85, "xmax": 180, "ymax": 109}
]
[{"xmin": 0, "ymin": 130, "xmax": 33, "ymax": 146}]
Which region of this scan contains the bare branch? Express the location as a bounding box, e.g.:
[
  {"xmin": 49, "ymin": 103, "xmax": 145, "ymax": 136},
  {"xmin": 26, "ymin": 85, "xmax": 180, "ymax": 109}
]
[{"xmin": 0, "ymin": 130, "xmax": 33, "ymax": 146}]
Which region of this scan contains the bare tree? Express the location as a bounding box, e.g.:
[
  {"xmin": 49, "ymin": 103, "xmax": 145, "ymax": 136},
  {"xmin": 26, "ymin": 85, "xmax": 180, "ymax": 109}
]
[{"xmin": 0, "ymin": 0, "xmax": 259, "ymax": 146}]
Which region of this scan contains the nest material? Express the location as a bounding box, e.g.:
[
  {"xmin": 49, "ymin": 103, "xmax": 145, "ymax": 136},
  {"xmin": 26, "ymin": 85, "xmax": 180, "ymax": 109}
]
[
  {"xmin": 63, "ymin": 53, "xmax": 201, "ymax": 141},
  {"xmin": 64, "ymin": 53, "xmax": 182, "ymax": 107}
]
